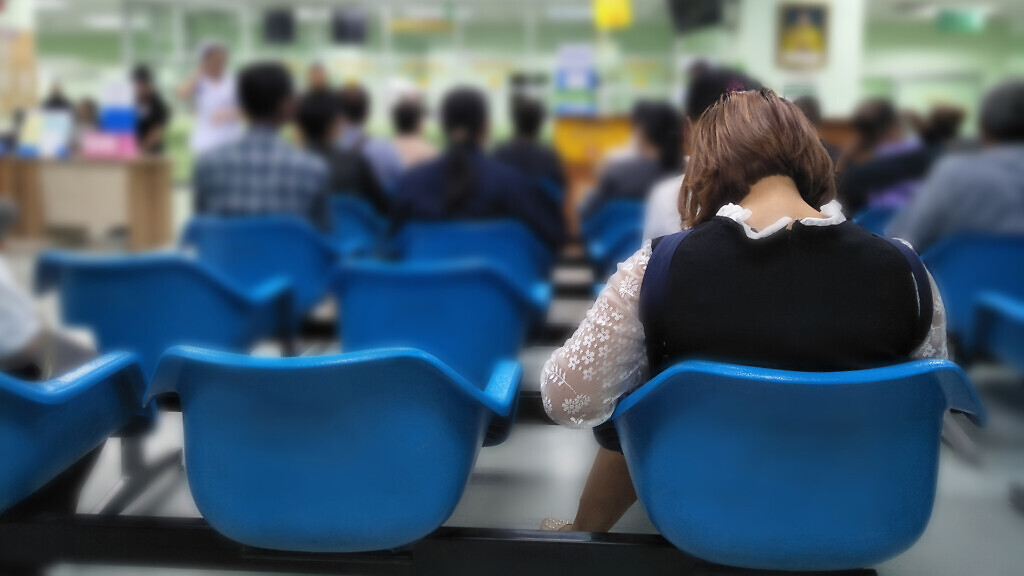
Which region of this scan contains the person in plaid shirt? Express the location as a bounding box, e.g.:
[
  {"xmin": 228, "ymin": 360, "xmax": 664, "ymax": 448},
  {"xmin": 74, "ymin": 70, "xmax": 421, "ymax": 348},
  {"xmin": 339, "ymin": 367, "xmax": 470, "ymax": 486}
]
[{"xmin": 194, "ymin": 62, "xmax": 331, "ymax": 231}]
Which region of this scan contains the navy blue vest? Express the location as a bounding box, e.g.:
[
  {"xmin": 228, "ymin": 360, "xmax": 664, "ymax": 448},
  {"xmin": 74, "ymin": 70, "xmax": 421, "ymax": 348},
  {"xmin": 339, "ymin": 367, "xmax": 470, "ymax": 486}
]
[{"xmin": 639, "ymin": 218, "xmax": 932, "ymax": 376}]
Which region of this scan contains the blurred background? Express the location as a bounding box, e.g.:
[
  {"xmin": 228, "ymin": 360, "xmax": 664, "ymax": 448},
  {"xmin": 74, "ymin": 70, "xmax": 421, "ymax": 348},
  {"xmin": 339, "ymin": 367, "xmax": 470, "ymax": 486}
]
[{"xmin": 1, "ymin": 1, "xmax": 1024, "ymax": 575}]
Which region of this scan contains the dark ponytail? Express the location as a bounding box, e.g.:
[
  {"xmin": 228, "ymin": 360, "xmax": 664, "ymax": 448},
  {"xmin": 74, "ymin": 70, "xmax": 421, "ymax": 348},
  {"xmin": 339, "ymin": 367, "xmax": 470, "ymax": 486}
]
[
  {"xmin": 640, "ymin": 103, "xmax": 684, "ymax": 173},
  {"xmin": 441, "ymin": 87, "xmax": 488, "ymax": 211}
]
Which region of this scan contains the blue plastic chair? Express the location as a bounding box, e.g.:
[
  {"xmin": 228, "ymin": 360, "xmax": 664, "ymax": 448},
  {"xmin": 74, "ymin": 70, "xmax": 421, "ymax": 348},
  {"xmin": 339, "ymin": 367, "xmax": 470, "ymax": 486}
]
[
  {"xmin": 337, "ymin": 261, "xmax": 542, "ymax": 388},
  {"xmin": 329, "ymin": 195, "xmax": 388, "ymax": 255},
  {"xmin": 148, "ymin": 346, "xmax": 520, "ymax": 552},
  {"xmin": 853, "ymin": 206, "xmax": 899, "ymax": 236},
  {"xmin": 182, "ymin": 216, "xmax": 339, "ymax": 325},
  {"xmin": 581, "ymin": 200, "xmax": 644, "ymax": 245},
  {"xmin": 36, "ymin": 251, "xmax": 289, "ymax": 376},
  {"xmin": 589, "ymin": 222, "xmax": 644, "ymax": 280},
  {"xmin": 395, "ymin": 220, "xmax": 554, "ymax": 284},
  {"xmin": 0, "ymin": 352, "xmax": 148, "ymax": 513},
  {"xmin": 603, "ymin": 360, "xmax": 983, "ymax": 572},
  {"xmin": 974, "ymin": 292, "xmax": 1024, "ymax": 373},
  {"xmin": 922, "ymin": 235, "xmax": 1024, "ymax": 346}
]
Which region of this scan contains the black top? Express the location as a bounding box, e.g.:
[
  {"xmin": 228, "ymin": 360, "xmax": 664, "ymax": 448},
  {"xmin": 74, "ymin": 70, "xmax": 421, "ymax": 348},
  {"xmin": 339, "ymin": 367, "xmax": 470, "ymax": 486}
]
[
  {"xmin": 492, "ymin": 138, "xmax": 567, "ymax": 192},
  {"xmin": 310, "ymin": 145, "xmax": 388, "ymax": 215},
  {"xmin": 640, "ymin": 218, "xmax": 924, "ymax": 375},
  {"xmin": 838, "ymin": 145, "xmax": 945, "ymax": 214},
  {"xmin": 136, "ymin": 93, "xmax": 171, "ymax": 155},
  {"xmin": 392, "ymin": 149, "xmax": 565, "ymax": 249}
]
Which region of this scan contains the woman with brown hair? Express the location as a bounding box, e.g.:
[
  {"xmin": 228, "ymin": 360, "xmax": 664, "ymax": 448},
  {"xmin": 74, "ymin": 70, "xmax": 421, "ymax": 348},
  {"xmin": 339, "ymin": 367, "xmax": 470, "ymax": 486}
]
[{"xmin": 540, "ymin": 89, "xmax": 948, "ymax": 532}]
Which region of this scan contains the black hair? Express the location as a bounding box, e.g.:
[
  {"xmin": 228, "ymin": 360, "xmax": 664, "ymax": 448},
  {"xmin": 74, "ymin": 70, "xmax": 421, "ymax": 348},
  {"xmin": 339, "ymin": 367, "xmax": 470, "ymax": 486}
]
[
  {"xmin": 684, "ymin": 68, "xmax": 762, "ymax": 121},
  {"xmin": 631, "ymin": 99, "xmax": 656, "ymax": 125},
  {"xmin": 238, "ymin": 62, "xmax": 293, "ymax": 123},
  {"xmin": 980, "ymin": 80, "xmax": 1024, "ymax": 144},
  {"xmin": 296, "ymin": 90, "xmax": 338, "ymax": 146},
  {"xmin": 638, "ymin": 102, "xmax": 684, "ymax": 172},
  {"xmin": 132, "ymin": 64, "xmax": 153, "ymax": 86},
  {"xmin": 392, "ymin": 99, "xmax": 424, "ymax": 135},
  {"xmin": 851, "ymin": 98, "xmax": 898, "ymax": 148},
  {"xmin": 510, "ymin": 96, "xmax": 546, "ymax": 139},
  {"xmin": 440, "ymin": 87, "xmax": 488, "ymax": 211},
  {"xmin": 793, "ymin": 95, "xmax": 822, "ymax": 126},
  {"xmin": 337, "ymin": 83, "xmax": 370, "ymax": 125}
]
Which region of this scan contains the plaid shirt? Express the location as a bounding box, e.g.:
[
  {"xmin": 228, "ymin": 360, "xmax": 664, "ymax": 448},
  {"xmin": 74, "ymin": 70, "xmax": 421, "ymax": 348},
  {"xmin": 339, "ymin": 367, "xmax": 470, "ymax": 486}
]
[{"xmin": 194, "ymin": 127, "xmax": 330, "ymax": 230}]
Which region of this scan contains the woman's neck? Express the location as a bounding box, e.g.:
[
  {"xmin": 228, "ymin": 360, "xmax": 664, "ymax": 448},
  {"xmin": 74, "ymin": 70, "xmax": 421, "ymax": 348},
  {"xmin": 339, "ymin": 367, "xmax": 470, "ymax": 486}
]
[{"xmin": 738, "ymin": 176, "xmax": 823, "ymax": 231}]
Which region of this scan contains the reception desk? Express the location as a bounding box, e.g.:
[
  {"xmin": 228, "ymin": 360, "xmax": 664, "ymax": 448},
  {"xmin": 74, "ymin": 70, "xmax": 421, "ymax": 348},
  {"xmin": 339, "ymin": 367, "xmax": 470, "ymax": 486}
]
[
  {"xmin": 552, "ymin": 116, "xmax": 633, "ymax": 235},
  {"xmin": 0, "ymin": 157, "xmax": 172, "ymax": 250}
]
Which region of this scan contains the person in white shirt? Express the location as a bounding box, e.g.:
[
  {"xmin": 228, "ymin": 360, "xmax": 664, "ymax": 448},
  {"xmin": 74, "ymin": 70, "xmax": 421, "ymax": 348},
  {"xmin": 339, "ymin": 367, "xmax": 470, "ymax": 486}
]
[
  {"xmin": 179, "ymin": 42, "xmax": 242, "ymax": 157},
  {"xmin": 0, "ymin": 200, "xmax": 92, "ymax": 379},
  {"xmin": 643, "ymin": 69, "xmax": 762, "ymax": 241}
]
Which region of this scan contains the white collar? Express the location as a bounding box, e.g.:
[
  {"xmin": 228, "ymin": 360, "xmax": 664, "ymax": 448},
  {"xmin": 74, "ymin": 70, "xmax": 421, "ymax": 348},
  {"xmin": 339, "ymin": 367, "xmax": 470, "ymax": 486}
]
[{"xmin": 715, "ymin": 200, "xmax": 846, "ymax": 240}]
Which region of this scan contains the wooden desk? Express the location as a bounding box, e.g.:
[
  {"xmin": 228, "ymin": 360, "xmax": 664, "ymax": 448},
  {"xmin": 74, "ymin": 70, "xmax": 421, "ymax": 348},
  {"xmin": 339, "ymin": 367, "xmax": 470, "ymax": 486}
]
[
  {"xmin": 0, "ymin": 157, "xmax": 172, "ymax": 250},
  {"xmin": 553, "ymin": 116, "xmax": 633, "ymax": 235}
]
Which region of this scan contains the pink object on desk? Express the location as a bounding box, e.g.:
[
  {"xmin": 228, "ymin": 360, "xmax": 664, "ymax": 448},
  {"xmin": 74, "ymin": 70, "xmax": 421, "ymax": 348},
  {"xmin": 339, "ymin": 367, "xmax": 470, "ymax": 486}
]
[{"xmin": 80, "ymin": 132, "xmax": 139, "ymax": 160}]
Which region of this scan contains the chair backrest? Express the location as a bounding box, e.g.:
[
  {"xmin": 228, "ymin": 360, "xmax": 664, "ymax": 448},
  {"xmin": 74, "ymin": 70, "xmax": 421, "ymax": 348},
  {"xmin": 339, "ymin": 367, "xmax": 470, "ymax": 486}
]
[
  {"xmin": 395, "ymin": 220, "xmax": 553, "ymax": 285},
  {"xmin": 854, "ymin": 206, "xmax": 898, "ymax": 236},
  {"xmin": 0, "ymin": 353, "xmax": 147, "ymax": 513},
  {"xmin": 35, "ymin": 251, "xmax": 278, "ymax": 376},
  {"xmin": 329, "ymin": 195, "xmax": 388, "ymax": 255},
  {"xmin": 581, "ymin": 200, "xmax": 644, "ymax": 244},
  {"xmin": 592, "ymin": 222, "xmax": 644, "ymax": 279},
  {"xmin": 922, "ymin": 235, "xmax": 1024, "ymax": 339},
  {"xmin": 612, "ymin": 360, "xmax": 983, "ymax": 572},
  {"xmin": 974, "ymin": 292, "xmax": 1024, "ymax": 374},
  {"xmin": 337, "ymin": 261, "xmax": 533, "ymax": 387},
  {"xmin": 149, "ymin": 346, "xmax": 515, "ymax": 553},
  {"xmin": 182, "ymin": 216, "xmax": 337, "ymax": 321}
]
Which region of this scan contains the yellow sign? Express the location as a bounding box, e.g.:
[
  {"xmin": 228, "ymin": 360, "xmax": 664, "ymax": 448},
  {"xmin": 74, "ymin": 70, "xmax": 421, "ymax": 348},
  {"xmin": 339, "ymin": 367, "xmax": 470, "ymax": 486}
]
[{"xmin": 594, "ymin": 0, "xmax": 632, "ymax": 31}]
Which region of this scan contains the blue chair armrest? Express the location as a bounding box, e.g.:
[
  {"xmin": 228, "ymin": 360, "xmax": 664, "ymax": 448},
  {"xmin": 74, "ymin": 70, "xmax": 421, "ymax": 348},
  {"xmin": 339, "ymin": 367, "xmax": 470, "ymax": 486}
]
[
  {"xmin": 529, "ymin": 282, "xmax": 552, "ymax": 319},
  {"xmin": 482, "ymin": 361, "xmax": 522, "ymax": 447}
]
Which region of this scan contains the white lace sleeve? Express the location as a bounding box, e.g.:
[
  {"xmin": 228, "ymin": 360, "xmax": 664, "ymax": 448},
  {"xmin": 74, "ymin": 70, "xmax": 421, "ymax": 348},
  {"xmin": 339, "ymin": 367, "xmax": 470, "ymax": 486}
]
[
  {"xmin": 540, "ymin": 241, "xmax": 652, "ymax": 428},
  {"xmin": 910, "ymin": 270, "xmax": 948, "ymax": 360}
]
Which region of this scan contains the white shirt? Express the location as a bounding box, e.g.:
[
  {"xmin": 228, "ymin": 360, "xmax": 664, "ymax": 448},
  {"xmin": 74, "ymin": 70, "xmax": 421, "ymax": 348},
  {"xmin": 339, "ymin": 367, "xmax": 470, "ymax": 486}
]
[
  {"xmin": 190, "ymin": 75, "xmax": 242, "ymax": 156},
  {"xmin": 643, "ymin": 174, "xmax": 685, "ymax": 241},
  {"xmin": 0, "ymin": 256, "xmax": 40, "ymax": 360},
  {"xmin": 541, "ymin": 202, "xmax": 949, "ymax": 428}
]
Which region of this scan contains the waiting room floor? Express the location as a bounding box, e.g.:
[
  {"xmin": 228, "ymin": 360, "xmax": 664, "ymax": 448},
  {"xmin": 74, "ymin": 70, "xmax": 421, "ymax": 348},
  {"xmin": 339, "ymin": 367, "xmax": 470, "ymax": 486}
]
[{"xmin": 6, "ymin": 189, "xmax": 1024, "ymax": 575}]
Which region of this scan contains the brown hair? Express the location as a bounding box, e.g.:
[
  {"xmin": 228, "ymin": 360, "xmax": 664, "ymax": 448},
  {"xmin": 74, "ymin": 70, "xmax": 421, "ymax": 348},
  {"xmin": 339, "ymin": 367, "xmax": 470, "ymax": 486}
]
[{"xmin": 681, "ymin": 89, "xmax": 836, "ymax": 227}]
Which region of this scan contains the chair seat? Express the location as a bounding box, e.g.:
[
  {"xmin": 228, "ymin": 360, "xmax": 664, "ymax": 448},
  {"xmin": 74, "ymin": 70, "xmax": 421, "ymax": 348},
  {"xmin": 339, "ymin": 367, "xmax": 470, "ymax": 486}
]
[
  {"xmin": 974, "ymin": 292, "xmax": 1024, "ymax": 373},
  {"xmin": 149, "ymin": 346, "xmax": 520, "ymax": 553},
  {"xmin": 0, "ymin": 353, "xmax": 149, "ymax": 513},
  {"xmin": 609, "ymin": 360, "xmax": 983, "ymax": 571}
]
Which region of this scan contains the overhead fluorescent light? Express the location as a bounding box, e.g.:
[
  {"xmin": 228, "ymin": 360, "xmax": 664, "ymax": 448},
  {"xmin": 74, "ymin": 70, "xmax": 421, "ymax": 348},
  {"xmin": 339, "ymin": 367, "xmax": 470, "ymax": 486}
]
[{"xmin": 84, "ymin": 14, "xmax": 150, "ymax": 31}]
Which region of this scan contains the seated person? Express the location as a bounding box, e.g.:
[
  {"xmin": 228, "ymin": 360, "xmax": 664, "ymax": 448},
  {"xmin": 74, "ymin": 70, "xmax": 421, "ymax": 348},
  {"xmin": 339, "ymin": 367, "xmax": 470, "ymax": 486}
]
[
  {"xmin": 336, "ymin": 83, "xmax": 404, "ymax": 192},
  {"xmin": 793, "ymin": 94, "xmax": 840, "ymax": 164},
  {"xmin": 391, "ymin": 87, "xmax": 565, "ymax": 250},
  {"xmin": 888, "ymin": 80, "xmax": 1024, "ymax": 252},
  {"xmin": 493, "ymin": 95, "xmax": 567, "ymax": 195},
  {"xmin": 391, "ymin": 95, "xmax": 437, "ymax": 169},
  {"xmin": 1, "ymin": 199, "xmax": 94, "ymax": 380},
  {"xmin": 193, "ymin": 62, "xmax": 330, "ymax": 230},
  {"xmin": 541, "ymin": 89, "xmax": 947, "ymax": 532},
  {"xmin": 836, "ymin": 99, "xmax": 925, "ymax": 214},
  {"xmin": 644, "ymin": 68, "xmax": 762, "ymax": 240},
  {"xmin": 296, "ymin": 90, "xmax": 387, "ymax": 215},
  {"xmin": 580, "ymin": 102, "xmax": 682, "ymax": 220}
]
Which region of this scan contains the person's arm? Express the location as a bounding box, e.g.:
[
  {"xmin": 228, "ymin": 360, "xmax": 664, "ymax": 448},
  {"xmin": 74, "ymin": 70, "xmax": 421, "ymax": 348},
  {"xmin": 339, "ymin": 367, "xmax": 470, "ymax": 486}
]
[
  {"xmin": 541, "ymin": 242, "xmax": 652, "ymax": 428},
  {"xmin": 910, "ymin": 270, "xmax": 948, "ymax": 360}
]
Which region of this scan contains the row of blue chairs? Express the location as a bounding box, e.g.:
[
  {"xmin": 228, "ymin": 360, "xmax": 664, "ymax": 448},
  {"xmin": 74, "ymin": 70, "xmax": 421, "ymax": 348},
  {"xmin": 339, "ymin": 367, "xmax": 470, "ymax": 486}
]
[
  {"xmin": 1, "ymin": 346, "xmax": 982, "ymax": 570},
  {"xmin": 581, "ymin": 201, "xmax": 645, "ymax": 278}
]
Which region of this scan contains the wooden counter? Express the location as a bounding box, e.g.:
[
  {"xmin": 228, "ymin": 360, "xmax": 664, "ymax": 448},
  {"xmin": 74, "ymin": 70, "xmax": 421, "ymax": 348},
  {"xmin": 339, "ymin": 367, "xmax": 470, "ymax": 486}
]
[
  {"xmin": 553, "ymin": 116, "xmax": 633, "ymax": 235},
  {"xmin": 0, "ymin": 157, "xmax": 172, "ymax": 250}
]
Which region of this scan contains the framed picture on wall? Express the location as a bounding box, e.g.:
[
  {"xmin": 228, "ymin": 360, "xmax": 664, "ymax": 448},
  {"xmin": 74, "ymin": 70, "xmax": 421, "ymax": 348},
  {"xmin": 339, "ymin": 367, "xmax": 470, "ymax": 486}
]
[{"xmin": 777, "ymin": 3, "xmax": 829, "ymax": 70}]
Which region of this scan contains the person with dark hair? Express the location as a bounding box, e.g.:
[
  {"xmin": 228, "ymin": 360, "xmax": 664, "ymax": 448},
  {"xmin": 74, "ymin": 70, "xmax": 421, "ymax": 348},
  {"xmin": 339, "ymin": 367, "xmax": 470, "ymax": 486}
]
[
  {"xmin": 793, "ymin": 94, "xmax": 840, "ymax": 163},
  {"xmin": 133, "ymin": 64, "xmax": 171, "ymax": 155},
  {"xmin": 335, "ymin": 83, "xmax": 403, "ymax": 191},
  {"xmin": 493, "ymin": 96, "xmax": 566, "ymax": 195},
  {"xmin": 888, "ymin": 80, "xmax": 1024, "ymax": 251},
  {"xmin": 643, "ymin": 68, "xmax": 762, "ymax": 240},
  {"xmin": 42, "ymin": 83, "xmax": 72, "ymax": 111},
  {"xmin": 296, "ymin": 90, "xmax": 386, "ymax": 214},
  {"xmin": 391, "ymin": 96, "xmax": 436, "ymax": 169},
  {"xmin": 392, "ymin": 86, "xmax": 564, "ymax": 249},
  {"xmin": 179, "ymin": 42, "xmax": 241, "ymax": 156},
  {"xmin": 541, "ymin": 89, "xmax": 948, "ymax": 533},
  {"xmin": 581, "ymin": 102, "xmax": 682, "ymax": 219},
  {"xmin": 193, "ymin": 62, "xmax": 330, "ymax": 230}
]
